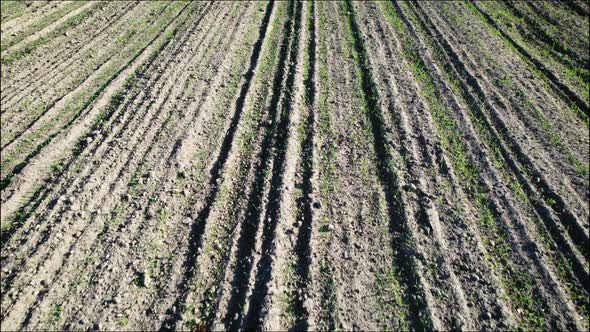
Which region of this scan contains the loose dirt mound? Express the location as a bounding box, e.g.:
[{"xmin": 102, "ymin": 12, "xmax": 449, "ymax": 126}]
[{"xmin": 1, "ymin": 1, "xmax": 588, "ymax": 330}]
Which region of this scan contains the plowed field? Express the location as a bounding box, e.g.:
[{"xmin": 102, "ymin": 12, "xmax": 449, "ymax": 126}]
[{"xmin": 1, "ymin": 1, "xmax": 588, "ymax": 330}]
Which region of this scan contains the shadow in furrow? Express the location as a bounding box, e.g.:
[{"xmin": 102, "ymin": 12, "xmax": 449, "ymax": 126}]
[
  {"xmin": 289, "ymin": 0, "xmax": 316, "ymax": 330},
  {"xmin": 0, "ymin": 1, "xmax": 205, "ymax": 302},
  {"xmin": 501, "ymin": 0, "xmax": 588, "ymax": 72},
  {"xmin": 158, "ymin": 1, "xmax": 275, "ymax": 330},
  {"xmin": 469, "ymin": 1, "xmax": 589, "ymax": 122},
  {"xmin": 241, "ymin": 0, "xmax": 303, "ymax": 329},
  {"xmin": 524, "ymin": 2, "xmax": 559, "ymax": 26},
  {"xmin": 0, "ymin": 1, "xmax": 193, "ymax": 192},
  {"xmin": 410, "ymin": 1, "xmax": 589, "ymax": 286},
  {"xmin": 219, "ymin": 0, "xmax": 297, "ymax": 330},
  {"xmin": 0, "ymin": 2, "xmax": 175, "ymax": 152},
  {"xmin": 343, "ymin": 1, "xmax": 431, "ymax": 330},
  {"xmin": 0, "ymin": 1, "xmax": 140, "ymax": 107},
  {"xmin": 563, "ymin": 0, "xmax": 590, "ymax": 17}
]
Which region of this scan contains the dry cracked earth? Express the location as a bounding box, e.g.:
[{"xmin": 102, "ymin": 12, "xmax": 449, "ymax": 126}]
[{"xmin": 1, "ymin": 1, "xmax": 589, "ymax": 331}]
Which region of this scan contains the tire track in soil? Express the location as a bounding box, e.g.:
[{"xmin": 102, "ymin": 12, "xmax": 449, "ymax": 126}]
[
  {"xmin": 302, "ymin": 3, "xmax": 341, "ymax": 328},
  {"xmin": 529, "ymin": 1, "xmax": 590, "ymax": 46},
  {"xmin": 217, "ymin": 0, "xmax": 298, "ymax": 327},
  {"xmin": 408, "ymin": 1, "xmax": 590, "ymax": 279},
  {"xmin": 158, "ymin": 2, "xmax": 275, "ymax": 330},
  {"xmin": 525, "ymin": 2, "xmax": 559, "ymax": 27},
  {"xmin": 0, "ymin": 1, "xmax": 208, "ymax": 318},
  {"xmin": 146, "ymin": 1, "xmax": 292, "ymax": 326},
  {"xmin": 524, "ymin": 2, "xmax": 590, "ymax": 67},
  {"xmin": 113, "ymin": 5, "xmax": 271, "ymax": 327},
  {"xmin": 468, "ymin": 1, "xmax": 589, "ymax": 121},
  {"xmin": 310, "ymin": 3, "xmax": 382, "ymax": 329},
  {"xmin": 479, "ymin": 1, "xmax": 590, "ymax": 118},
  {"xmin": 177, "ymin": 3, "xmax": 294, "ymax": 329},
  {"xmin": 250, "ymin": 2, "xmax": 309, "ymax": 327}
]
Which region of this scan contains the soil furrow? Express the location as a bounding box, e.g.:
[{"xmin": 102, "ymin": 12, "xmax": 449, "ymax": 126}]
[
  {"xmin": 197, "ymin": 1, "xmax": 297, "ymax": 328},
  {"xmin": 410, "ymin": 2, "xmax": 590, "ymax": 266},
  {"xmin": 216, "ymin": 1, "xmax": 300, "ymax": 329},
  {"xmin": 564, "ymin": 0, "xmax": 590, "ymax": 17},
  {"xmin": 236, "ymin": 1, "xmax": 303, "ymax": 329},
  {"xmin": 0, "ymin": 1, "xmax": 85, "ymax": 52},
  {"xmin": 391, "ymin": 1, "xmax": 586, "ymax": 328},
  {"xmin": 0, "ymin": 1, "xmax": 139, "ymax": 103},
  {"xmin": 288, "ymin": 0, "xmax": 317, "ymax": 329},
  {"xmin": 0, "ymin": 1, "xmax": 188, "ymax": 193},
  {"xmin": 1, "ymin": 1, "xmax": 68, "ymax": 37},
  {"xmin": 0, "ymin": 1, "xmax": 142, "ymax": 108},
  {"xmin": 38, "ymin": 6, "xmax": 254, "ymax": 329},
  {"xmin": 502, "ymin": 0, "xmax": 588, "ymax": 71},
  {"xmin": 420, "ymin": 2, "xmax": 588, "ymax": 223},
  {"xmin": 474, "ymin": 1, "xmax": 589, "ymax": 116},
  {"xmin": 172, "ymin": 4, "xmax": 297, "ymax": 330},
  {"xmin": 0, "ymin": 1, "xmax": 207, "ymax": 238},
  {"xmin": 468, "ymin": 1, "xmax": 589, "ymax": 121},
  {"xmin": 0, "ymin": 3, "xmax": 225, "ymax": 328},
  {"xmin": 0, "ymin": 0, "xmax": 198, "ymax": 247},
  {"xmin": 158, "ymin": 2, "xmax": 277, "ymax": 330},
  {"xmin": 1, "ymin": 0, "xmax": 213, "ymax": 283},
  {"xmin": 409, "ymin": 0, "xmax": 590, "ymax": 318},
  {"xmin": 357, "ymin": 2, "xmax": 510, "ymax": 329},
  {"xmin": 1, "ymin": 1, "xmax": 50, "ymax": 27},
  {"xmin": 0, "ymin": 0, "xmax": 207, "ymax": 311},
  {"xmin": 1, "ymin": 1, "xmax": 587, "ymax": 329},
  {"xmin": 342, "ymin": 1, "xmax": 431, "ymax": 329},
  {"xmin": 106, "ymin": 6, "xmax": 272, "ymax": 328},
  {"xmin": 0, "ymin": 2, "xmax": 174, "ymax": 150},
  {"xmin": 302, "ymin": 4, "xmax": 338, "ymax": 328},
  {"xmin": 0, "ymin": 1, "xmax": 96, "ymax": 59},
  {"xmin": 527, "ymin": 1, "xmax": 590, "ymax": 49}
]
